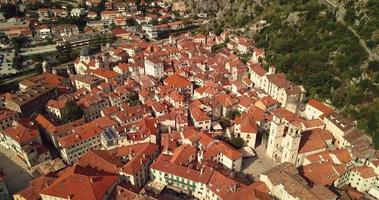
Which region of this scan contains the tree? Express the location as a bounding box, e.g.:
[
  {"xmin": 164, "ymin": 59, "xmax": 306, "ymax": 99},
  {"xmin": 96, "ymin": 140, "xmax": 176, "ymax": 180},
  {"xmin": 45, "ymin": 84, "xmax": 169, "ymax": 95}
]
[
  {"xmin": 239, "ymin": 54, "xmax": 250, "ymax": 64},
  {"xmin": 344, "ymin": 6, "xmax": 356, "ymax": 24},
  {"xmin": 56, "ymin": 41, "xmax": 77, "ymax": 64},
  {"xmin": 150, "ymin": 19, "xmax": 158, "ymax": 26},
  {"xmin": 0, "ymin": 4, "xmax": 22, "ymax": 19},
  {"xmin": 226, "ymin": 109, "xmax": 241, "ymax": 119},
  {"xmin": 367, "ymin": 117, "xmax": 378, "ymax": 133},
  {"xmin": 11, "ymin": 38, "xmax": 22, "ymax": 53},
  {"xmin": 305, "ymin": 3, "xmax": 322, "ymax": 20},
  {"xmin": 368, "ymin": 60, "xmax": 379, "ymax": 72},
  {"xmin": 254, "ymin": 5, "xmax": 264, "ymax": 15},
  {"xmin": 211, "ymin": 43, "xmax": 226, "ymax": 53},
  {"xmin": 228, "ymin": 136, "xmax": 245, "ymax": 149},
  {"xmin": 126, "ymin": 18, "xmax": 137, "ymax": 26},
  {"xmin": 90, "ymin": 1, "xmax": 105, "ymax": 15},
  {"xmin": 127, "ymin": 92, "xmax": 141, "ymax": 105},
  {"xmin": 12, "ymin": 56, "xmax": 23, "ymax": 70},
  {"xmin": 62, "ymin": 101, "xmax": 83, "ymax": 123},
  {"xmin": 373, "ymin": 132, "xmax": 379, "ymax": 150}
]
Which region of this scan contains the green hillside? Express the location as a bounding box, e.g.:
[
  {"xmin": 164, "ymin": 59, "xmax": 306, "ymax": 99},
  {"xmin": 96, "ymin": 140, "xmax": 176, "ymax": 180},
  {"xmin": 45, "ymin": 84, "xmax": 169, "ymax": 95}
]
[{"xmin": 190, "ymin": 0, "xmax": 379, "ymax": 148}]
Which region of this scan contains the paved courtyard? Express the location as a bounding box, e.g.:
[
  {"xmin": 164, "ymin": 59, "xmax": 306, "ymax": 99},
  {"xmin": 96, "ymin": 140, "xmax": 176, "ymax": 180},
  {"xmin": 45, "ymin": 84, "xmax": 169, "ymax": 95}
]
[
  {"xmin": 0, "ymin": 145, "xmax": 34, "ymax": 194},
  {"xmin": 242, "ymin": 144, "xmax": 277, "ymax": 177}
]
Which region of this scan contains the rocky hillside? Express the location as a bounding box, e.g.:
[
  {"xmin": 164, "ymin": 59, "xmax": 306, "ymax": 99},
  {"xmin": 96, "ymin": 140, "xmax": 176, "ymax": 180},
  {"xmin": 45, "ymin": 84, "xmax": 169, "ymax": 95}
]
[
  {"xmin": 341, "ymin": 0, "xmax": 379, "ymax": 55},
  {"xmin": 183, "ymin": 0, "xmax": 379, "ymax": 148},
  {"xmin": 175, "ymin": 0, "xmax": 273, "ymax": 28},
  {"xmin": 254, "ymin": 0, "xmax": 379, "ymax": 148}
]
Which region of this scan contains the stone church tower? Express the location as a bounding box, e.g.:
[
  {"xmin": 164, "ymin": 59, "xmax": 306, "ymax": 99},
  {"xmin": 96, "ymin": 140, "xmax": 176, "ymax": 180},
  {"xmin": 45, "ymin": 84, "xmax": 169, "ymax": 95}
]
[
  {"xmin": 281, "ymin": 121, "xmax": 301, "ymax": 164},
  {"xmin": 266, "ymin": 114, "xmax": 285, "ymax": 159}
]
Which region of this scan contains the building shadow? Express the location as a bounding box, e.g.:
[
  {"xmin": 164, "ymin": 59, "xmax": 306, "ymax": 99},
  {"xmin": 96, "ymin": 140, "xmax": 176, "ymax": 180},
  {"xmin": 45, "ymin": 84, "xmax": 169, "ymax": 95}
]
[{"xmin": 0, "ymin": 151, "xmax": 34, "ymax": 194}]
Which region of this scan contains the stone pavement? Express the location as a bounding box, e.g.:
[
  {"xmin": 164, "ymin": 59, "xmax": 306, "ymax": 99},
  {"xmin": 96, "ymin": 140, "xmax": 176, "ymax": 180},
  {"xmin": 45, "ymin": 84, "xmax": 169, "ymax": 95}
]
[{"xmin": 242, "ymin": 144, "xmax": 277, "ymax": 178}]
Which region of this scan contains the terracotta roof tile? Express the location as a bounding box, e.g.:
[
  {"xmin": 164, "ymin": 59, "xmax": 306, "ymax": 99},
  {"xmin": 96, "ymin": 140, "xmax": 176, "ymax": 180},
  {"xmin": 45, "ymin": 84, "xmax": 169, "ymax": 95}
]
[
  {"xmin": 190, "ymin": 107, "xmax": 210, "ymax": 122},
  {"xmin": 170, "ymin": 144, "xmax": 197, "ymax": 166},
  {"xmin": 15, "ymin": 176, "xmax": 56, "ymax": 200},
  {"xmin": 150, "ymin": 155, "xmax": 213, "ymax": 184},
  {"xmin": 353, "ymin": 166, "xmax": 377, "ymax": 179},
  {"xmin": 40, "ymin": 165, "xmax": 119, "ymax": 200},
  {"xmin": 3, "ymin": 122, "xmax": 40, "ymax": 144},
  {"xmin": 164, "ymin": 74, "xmax": 192, "ymax": 88},
  {"xmin": 307, "ymin": 99, "xmax": 334, "ymax": 116}
]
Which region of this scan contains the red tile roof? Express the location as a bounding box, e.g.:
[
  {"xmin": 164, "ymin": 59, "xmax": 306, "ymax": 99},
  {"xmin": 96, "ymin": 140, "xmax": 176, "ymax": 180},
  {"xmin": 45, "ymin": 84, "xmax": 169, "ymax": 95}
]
[
  {"xmin": 204, "ymin": 140, "xmax": 242, "ymax": 161},
  {"xmin": 92, "ymin": 68, "xmax": 120, "ymax": 79},
  {"xmin": 239, "ymin": 113, "xmax": 258, "ymax": 133},
  {"xmin": 247, "ymin": 106, "xmax": 266, "ymax": 122},
  {"xmin": 272, "ymin": 108, "xmax": 296, "ymax": 122},
  {"xmin": 110, "ymin": 143, "xmax": 158, "ymax": 175},
  {"xmin": 0, "ymin": 108, "xmax": 18, "ymax": 121},
  {"xmin": 190, "ymin": 107, "xmax": 210, "ymax": 122},
  {"xmin": 57, "ymin": 117, "xmax": 117, "ymax": 148},
  {"xmin": 160, "ymin": 133, "xmax": 179, "ymax": 154},
  {"xmin": 298, "ymin": 129, "xmax": 328, "ymax": 154},
  {"xmin": 307, "ymin": 99, "xmax": 335, "ymax": 116},
  {"xmin": 238, "ymin": 96, "xmax": 254, "ymax": 109},
  {"xmin": 302, "ymin": 162, "xmax": 346, "ymax": 186},
  {"xmin": 169, "ymin": 91, "xmax": 184, "ymax": 102},
  {"xmin": 3, "ymin": 123, "xmax": 40, "ymax": 144},
  {"xmin": 353, "ymin": 166, "xmax": 377, "ymax": 179},
  {"xmin": 151, "ymin": 154, "xmax": 214, "ymax": 184},
  {"xmin": 267, "ymin": 73, "xmax": 292, "ymax": 88},
  {"xmin": 15, "ymin": 176, "xmax": 56, "ymax": 200},
  {"xmin": 47, "ymin": 99, "xmax": 67, "ymax": 109},
  {"xmin": 111, "ymin": 28, "xmax": 129, "ymax": 36},
  {"xmin": 249, "ymin": 63, "xmax": 266, "ymax": 76},
  {"xmin": 215, "ymin": 93, "xmax": 237, "ymax": 107},
  {"xmin": 259, "ymin": 96, "xmax": 278, "ymax": 107},
  {"xmin": 207, "ymin": 170, "xmax": 245, "ymax": 199},
  {"xmin": 58, "ymin": 125, "xmax": 103, "ymax": 148},
  {"xmin": 225, "ymin": 181, "xmax": 270, "ymax": 200},
  {"xmin": 164, "ymin": 74, "xmax": 192, "ymax": 88},
  {"xmin": 170, "ymin": 144, "xmax": 197, "ymax": 166},
  {"xmin": 305, "ymin": 148, "xmax": 352, "ymax": 165},
  {"xmin": 40, "ymin": 165, "xmax": 119, "ymax": 200},
  {"xmin": 77, "ymin": 150, "xmax": 123, "ymax": 174}
]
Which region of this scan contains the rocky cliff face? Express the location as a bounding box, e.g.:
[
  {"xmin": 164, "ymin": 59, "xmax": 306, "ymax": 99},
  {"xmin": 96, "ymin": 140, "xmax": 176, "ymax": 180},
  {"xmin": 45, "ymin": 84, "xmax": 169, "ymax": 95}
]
[
  {"xmin": 184, "ymin": 0, "xmax": 229, "ymax": 15},
  {"xmin": 178, "ymin": 0, "xmax": 272, "ymax": 27}
]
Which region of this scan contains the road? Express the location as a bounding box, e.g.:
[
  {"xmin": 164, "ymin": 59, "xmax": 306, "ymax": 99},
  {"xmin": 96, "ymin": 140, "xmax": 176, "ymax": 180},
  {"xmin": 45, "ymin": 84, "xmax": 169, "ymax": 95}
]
[
  {"xmin": 0, "ymin": 71, "xmax": 39, "ymax": 88},
  {"xmin": 19, "ymin": 44, "xmax": 57, "ymax": 56}
]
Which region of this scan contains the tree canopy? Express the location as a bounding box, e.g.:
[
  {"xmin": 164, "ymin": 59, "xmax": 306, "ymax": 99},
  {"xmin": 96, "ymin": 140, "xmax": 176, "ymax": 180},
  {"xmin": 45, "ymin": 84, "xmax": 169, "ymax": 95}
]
[{"xmin": 62, "ymin": 101, "xmax": 83, "ymax": 123}]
